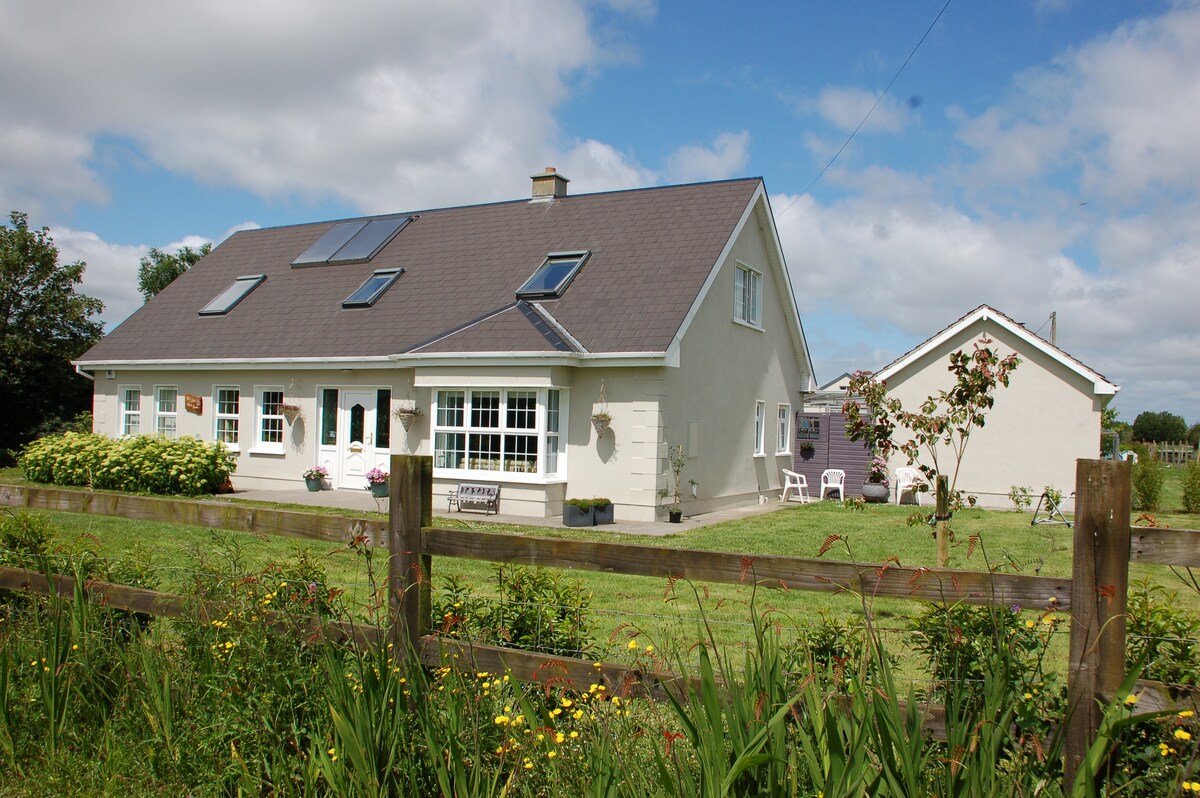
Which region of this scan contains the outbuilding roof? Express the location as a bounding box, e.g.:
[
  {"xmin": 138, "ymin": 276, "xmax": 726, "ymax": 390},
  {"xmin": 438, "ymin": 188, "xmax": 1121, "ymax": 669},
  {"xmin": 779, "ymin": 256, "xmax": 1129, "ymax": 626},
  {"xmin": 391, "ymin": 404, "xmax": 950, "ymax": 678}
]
[
  {"xmin": 873, "ymin": 304, "xmax": 1119, "ymax": 396},
  {"xmin": 80, "ymin": 178, "xmax": 766, "ymax": 365}
]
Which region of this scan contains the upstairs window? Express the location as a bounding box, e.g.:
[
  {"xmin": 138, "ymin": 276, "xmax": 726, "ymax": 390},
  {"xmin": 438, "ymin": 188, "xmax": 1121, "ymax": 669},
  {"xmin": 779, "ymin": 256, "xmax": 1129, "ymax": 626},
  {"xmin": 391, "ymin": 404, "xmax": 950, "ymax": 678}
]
[
  {"xmin": 733, "ymin": 263, "xmax": 762, "ymax": 328},
  {"xmin": 516, "ymin": 251, "xmax": 590, "ymax": 299},
  {"xmin": 343, "ymin": 268, "xmax": 404, "ymax": 307},
  {"xmin": 199, "ymin": 275, "xmax": 265, "ymax": 315},
  {"xmin": 292, "ymin": 216, "xmax": 413, "ymax": 266}
]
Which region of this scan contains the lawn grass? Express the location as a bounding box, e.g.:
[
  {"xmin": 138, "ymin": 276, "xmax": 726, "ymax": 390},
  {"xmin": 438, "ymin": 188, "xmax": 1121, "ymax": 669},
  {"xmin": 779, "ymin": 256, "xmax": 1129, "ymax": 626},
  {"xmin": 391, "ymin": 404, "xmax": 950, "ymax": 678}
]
[{"xmin": 8, "ymin": 484, "xmax": 1198, "ymax": 689}]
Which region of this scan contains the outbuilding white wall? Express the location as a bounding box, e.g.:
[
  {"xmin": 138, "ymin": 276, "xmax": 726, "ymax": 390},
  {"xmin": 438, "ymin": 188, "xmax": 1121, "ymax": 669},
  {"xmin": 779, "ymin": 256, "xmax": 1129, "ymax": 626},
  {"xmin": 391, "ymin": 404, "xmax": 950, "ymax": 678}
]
[{"xmin": 881, "ymin": 318, "xmax": 1103, "ymax": 509}]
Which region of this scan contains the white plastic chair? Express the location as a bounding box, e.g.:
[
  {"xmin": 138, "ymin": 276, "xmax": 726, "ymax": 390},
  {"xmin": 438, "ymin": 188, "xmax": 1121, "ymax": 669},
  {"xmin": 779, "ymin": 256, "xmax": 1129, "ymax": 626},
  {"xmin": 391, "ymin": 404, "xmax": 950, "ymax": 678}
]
[
  {"xmin": 781, "ymin": 469, "xmax": 810, "ymax": 503},
  {"xmin": 820, "ymin": 469, "xmax": 846, "ymax": 501},
  {"xmin": 894, "ymin": 467, "xmax": 924, "ymax": 505}
]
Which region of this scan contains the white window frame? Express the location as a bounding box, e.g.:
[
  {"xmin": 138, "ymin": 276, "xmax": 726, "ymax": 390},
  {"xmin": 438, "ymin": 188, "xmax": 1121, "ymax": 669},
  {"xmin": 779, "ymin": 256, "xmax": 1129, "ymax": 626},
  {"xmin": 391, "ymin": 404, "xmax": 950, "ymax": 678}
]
[
  {"xmin": 733, "ymin": 262, "xmax": 763, "ymax": 329},
  {"xmin": 118, "ymin": 386, "xmax": 142, "ymax": 436},
  {"xmin": 432, "ymin": 387, "xmax": 567, "ymax": 483},
  {"xmin": 252, "ymin": 385, "xmax": 286, "ymax": 455},
  {"xmin": 754, "ymin": 400, "xmax": 766, "ymax": 456},
  {"xmin": 154, "ymin": 386, "xmax": 179, "ymax": 438},
  {"xmin": 776, "ymin": 404, "xmax": 791, "ymax": 455},
  {"xmin": 214, "ymin": 386, "xmax": 241, "ymax": 451}
]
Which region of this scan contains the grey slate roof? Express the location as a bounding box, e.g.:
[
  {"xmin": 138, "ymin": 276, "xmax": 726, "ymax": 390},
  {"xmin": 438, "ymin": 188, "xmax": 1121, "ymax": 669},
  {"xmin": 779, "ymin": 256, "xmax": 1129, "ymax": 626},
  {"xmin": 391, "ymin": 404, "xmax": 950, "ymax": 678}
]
[{"xmin": 81, "ymin": 178, "xmax": 762, "ymax": 363}]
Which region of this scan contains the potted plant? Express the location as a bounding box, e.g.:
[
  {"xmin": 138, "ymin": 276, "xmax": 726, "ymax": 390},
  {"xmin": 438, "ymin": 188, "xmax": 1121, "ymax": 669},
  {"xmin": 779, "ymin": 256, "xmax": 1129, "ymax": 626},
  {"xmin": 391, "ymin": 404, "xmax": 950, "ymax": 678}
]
[
  {"xmin": 798, "ymin": 441, "xmax": 816, "ymax": 459},
  {"xmin": 365, "ymin": 467, "xmax": 389, "ymax": 498},
  {"xmin": 591, "ymin": 379, "xmax": 612, "ymax": 437},
  {"xmin": 590, "ymin": 410, "xmax": 612, "ymax": 437},
  {"xmin": 393, "ymin": 402, "xmax": 423, "ymax": 431},
  {"xmin": 862, "ymin": 454, "xmax": 890, "ymax": 503},
  {"xmin": 281, "ymin": 402, "xmax": 302, "ymax": 424},
  {"xmin": 592, "ymin": 497, "xmax": 614, "ymax": 525},
  {"xmin": 658, "ymin": 444, "xmax": 687, "ymax": 522},
  {"xmin": 302, "ymin": 465, "xmax": 328, "ymax": 492},
  {"xmin": 563, "ymin": 498, "xmax": 595, "ymax": 527}
]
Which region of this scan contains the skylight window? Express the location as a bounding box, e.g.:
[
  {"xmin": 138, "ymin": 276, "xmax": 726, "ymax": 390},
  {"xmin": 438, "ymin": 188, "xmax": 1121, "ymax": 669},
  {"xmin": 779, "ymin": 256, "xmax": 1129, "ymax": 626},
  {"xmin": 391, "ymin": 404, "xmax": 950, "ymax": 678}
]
[
  {"xmin": 199, "ymin": 275, "xmax": 265, "ymax": 315},
  {"xmin": 292, "ymin": 216, "xmax": 413, "ymax": 267},
  {"xmin": 343, "ymin": 268, "xmax": 404, "ymax": 308},
  {"xmin": 516, "ymin": 251, "xmax": 590, "ymax": 299}
]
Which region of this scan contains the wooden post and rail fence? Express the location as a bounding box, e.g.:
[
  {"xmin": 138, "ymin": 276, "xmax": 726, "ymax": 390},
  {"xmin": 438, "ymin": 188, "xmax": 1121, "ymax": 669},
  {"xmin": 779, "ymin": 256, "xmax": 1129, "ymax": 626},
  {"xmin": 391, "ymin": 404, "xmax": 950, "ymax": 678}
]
[{"xmin": 2, "ymin": 456, "xmax": 1199, "ymax": 786}]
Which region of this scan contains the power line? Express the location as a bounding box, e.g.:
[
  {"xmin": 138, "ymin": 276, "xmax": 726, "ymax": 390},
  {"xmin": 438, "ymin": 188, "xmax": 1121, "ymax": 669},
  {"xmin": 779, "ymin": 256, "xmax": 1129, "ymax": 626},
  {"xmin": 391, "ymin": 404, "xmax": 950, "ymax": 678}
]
[{"xmin": 777, "ymin": 0, "xmax": 955, "ymax": 219}]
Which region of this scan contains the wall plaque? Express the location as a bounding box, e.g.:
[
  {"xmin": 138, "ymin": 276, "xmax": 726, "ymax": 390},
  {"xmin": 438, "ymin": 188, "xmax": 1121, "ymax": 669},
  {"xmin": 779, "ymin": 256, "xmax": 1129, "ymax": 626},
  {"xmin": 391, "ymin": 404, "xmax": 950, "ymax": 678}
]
[{"xmin": 184, "ymin": 394, "xmax": 203, "ymax": 414}]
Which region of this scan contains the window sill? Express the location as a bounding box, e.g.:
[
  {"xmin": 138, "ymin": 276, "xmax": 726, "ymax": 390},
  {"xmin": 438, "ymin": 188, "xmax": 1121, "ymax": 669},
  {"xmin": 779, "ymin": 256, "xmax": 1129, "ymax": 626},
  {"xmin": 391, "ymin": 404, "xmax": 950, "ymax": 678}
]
[
  {"xmin": 753, "ymin": 452, "xmax": 767, "ymax": 458},
  {"xmin": 248, "ymin": 447, "xmax": 285, "ymax": 457},
  {"xmin": 434, "ymin": 468, "xmax": 566, "ymax": 485},
  {"xmin": 775, "ymin": 450, "xmax": 791, "ymax": 457},
  {"xmin": 732, "ymin": 317, "xmax": 764, "ymax": 332}
]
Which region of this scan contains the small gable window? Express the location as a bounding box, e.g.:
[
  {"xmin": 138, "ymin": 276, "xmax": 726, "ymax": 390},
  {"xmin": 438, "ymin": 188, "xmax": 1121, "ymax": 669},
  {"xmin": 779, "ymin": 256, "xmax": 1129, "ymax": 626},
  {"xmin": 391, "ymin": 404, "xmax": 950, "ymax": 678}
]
[
  {"xmin": 516, "ymin": 251, "xmax": 590, "ymax": 299},
  {"xmin": 343, "ymin": 268, "xmax": 404, "ymax": 308},
  {"xmin": 199, "ymin": 275, "xmax": 265, "ymax": 316},
  {"xmin": 733, "ymin": 262, "xmax": 762, "ymax": 328},
  {"xmin": 292, "ymin": 216, "xmax": 413, "ymax": 266}
]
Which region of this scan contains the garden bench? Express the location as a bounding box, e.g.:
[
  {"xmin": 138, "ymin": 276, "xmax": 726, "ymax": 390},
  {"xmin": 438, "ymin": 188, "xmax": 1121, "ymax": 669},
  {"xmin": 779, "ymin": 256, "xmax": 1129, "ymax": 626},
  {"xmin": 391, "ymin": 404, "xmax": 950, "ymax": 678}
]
[{"xmin": 447, "ymin": 482, "xmax": 500, "ymax": 515}]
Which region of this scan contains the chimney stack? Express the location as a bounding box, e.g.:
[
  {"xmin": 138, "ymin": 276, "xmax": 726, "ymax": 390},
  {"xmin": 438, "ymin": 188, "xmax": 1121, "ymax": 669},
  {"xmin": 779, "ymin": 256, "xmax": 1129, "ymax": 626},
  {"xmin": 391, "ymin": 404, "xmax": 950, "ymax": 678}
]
[{"xmin": 530, "ymin": 167, "xmax": 569, "ymax": 201}]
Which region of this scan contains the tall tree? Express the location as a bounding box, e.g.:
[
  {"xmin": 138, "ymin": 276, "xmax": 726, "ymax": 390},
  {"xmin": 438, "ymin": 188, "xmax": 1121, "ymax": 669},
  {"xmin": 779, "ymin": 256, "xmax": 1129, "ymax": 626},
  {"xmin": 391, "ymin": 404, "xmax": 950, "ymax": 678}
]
[
  {"xmin": 137, "ymin": 242, "xmax": 211, "ymax": 301},
  {"xmin": 0, "ymin": 211, "xmax": 104, "ymax": 456},
  {"xmin": 1131, "ymin": 410, "xmax": 1187, "ymax": 443}
]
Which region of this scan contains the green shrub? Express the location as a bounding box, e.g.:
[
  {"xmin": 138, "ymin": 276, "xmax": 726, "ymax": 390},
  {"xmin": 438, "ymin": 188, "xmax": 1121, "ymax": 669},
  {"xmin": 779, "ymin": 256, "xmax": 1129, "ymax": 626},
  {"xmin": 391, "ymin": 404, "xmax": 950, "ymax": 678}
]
[
  {"xmin": 435, "ymin": 565, "xmax": 594, "ymax": 658},
  {"xmin": 1182, "ymin": 461, "xmax": 1200, "ymax": 514},
  {"xmin": 18, "ymin": 432, "xmax": 235, "ymax": 496},
  {"xmin": 1131, "ymin": 457, "xmax": 1166, "ymax": 511}
]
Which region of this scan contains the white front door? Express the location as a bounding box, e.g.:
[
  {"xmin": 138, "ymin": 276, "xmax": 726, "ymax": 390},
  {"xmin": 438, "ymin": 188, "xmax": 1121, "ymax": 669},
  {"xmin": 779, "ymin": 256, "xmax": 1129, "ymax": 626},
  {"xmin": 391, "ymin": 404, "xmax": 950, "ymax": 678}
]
[{"xmin": 338, "ymin": 390, "xmax": 377, "ymax": 489}]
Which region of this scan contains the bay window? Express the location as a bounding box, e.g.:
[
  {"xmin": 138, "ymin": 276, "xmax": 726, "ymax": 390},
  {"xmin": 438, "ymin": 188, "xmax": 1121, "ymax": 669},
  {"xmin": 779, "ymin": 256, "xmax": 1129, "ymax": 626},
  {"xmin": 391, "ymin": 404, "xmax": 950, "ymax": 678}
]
[{"xmin": 433, "ymin": 388, "xmax": 565, "ymax": 479}]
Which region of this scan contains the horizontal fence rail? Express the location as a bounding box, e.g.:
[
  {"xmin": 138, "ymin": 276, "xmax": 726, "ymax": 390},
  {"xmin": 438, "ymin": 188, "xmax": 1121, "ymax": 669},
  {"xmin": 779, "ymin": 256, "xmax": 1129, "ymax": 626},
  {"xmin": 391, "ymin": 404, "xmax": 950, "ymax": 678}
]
[
  {"xmin": 422, "ymin": 526, "xmax": 1074, "ymax": 609},
  {"xmin": 0, "ymin": 484, "xmax": 387, "ymax": 547}
]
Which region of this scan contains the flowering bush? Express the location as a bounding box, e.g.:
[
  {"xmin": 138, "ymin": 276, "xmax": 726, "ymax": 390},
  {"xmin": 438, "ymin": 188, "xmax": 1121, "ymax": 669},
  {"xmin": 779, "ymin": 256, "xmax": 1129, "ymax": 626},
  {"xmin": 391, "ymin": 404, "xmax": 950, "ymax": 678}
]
[
  {"xmin": 867, "ymin": 455, "xmax": 889, "ymax": 486},
  {"xmin": 365, "ymin": 467, "xmax": 389, "ymax": 485},
  {"xmin": 19, "ymin": 432, "xmax": 235, "ymax": 496},
  {"xmin": 302, "ymin": 465, "xmax": 328, "ymax": 480}
]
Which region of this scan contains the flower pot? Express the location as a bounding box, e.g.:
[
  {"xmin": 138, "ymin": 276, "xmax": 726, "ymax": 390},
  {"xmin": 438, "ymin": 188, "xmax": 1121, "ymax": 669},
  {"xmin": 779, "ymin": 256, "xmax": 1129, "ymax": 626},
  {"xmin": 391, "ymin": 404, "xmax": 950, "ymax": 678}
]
[
  {"xmin": 593, "ymin": 503, "xmax": 614, "ymax": 525},
  {"xmin": 369, "ymin": 482, "xmax": 389, "ymax": 499},
  {"xmin": 591, "ymin": 417, "xmax": 610, "ymax": 437},
  {"xmin": 861, "ymin": 482, "xmax": 889, "ymax": 503},
  {"xmin": 283, "ymin": 407, "xmax": 301, "ymax": 424},
  {"xmin": 305, "ymin": 477, "xmax": 323, "ymax": 492},
  {"xmin": 563, "ymin": 504, "xmax": 594, "ymax": 527},
  {"xmin": 395, "ymin": 411, "xmax": 418, "ymax": 431},
  {"xmin": 668, "ymin": 509, "xmax": 682, "ymax": 523}
]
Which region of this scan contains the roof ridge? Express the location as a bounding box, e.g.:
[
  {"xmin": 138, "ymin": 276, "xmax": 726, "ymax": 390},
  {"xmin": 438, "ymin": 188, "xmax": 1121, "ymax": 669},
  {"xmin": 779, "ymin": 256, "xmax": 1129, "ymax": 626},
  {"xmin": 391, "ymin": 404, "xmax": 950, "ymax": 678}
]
[{"xmin": 233, "ymin": 177, "xmax": 765, "ymax": 235}]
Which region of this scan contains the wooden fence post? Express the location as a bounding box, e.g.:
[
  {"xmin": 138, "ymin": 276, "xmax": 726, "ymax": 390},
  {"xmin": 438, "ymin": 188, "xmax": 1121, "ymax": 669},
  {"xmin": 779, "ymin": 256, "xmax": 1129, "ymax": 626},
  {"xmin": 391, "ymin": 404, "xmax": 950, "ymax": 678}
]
[
  {"xmin": 935, "ymin": 475, "xmax": 950, "ymax": 568},
  {"xmin": 1064, "ymin": 458, "xmax": 1132, "ymax": 787},
  {"xmin": 388, "ymin": 454, "xmax": 433, "ymax": 654}
]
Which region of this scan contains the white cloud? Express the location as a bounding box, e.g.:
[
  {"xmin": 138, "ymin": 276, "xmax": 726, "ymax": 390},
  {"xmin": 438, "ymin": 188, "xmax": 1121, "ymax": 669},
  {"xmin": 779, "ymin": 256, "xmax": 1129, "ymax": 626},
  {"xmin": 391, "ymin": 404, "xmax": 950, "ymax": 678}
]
[
  {"xmin": 812, "ymin": 87, "xmax": 910, "ymax": 134},
  {"xmin": 0, "ymin": 0, "xmax": 653, "ymax": 215},
  {"xmin": 956, "ymin": 4, "xmax": 1200, "ymax": 205},
  {"xmin": 664, "ymin": 131, "xmax": 750, "ymax": 183}
]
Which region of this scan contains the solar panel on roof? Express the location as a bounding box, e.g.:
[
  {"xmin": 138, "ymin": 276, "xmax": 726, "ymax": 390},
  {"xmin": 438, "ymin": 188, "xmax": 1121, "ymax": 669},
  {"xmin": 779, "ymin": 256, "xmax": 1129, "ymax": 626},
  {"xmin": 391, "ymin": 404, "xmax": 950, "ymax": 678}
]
[
  {"xmin": 329, "ymin": 216, "xmax": 412, "ymax": 263},
  {"xmin": 291, "ymin": 221, "xmax": 366, "ymax": 265}
]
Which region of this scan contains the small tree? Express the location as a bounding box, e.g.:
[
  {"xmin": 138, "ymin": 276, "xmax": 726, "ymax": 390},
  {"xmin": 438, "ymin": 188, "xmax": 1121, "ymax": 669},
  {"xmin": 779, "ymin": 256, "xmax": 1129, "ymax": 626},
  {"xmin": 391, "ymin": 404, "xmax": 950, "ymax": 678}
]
[
  {"xmin": 844, "ymin": 336, "xmax": 1020, "ymax": 565},
  {"xmin": 137, "ymin": 242, "xmax": 212, "ymax": 301}
]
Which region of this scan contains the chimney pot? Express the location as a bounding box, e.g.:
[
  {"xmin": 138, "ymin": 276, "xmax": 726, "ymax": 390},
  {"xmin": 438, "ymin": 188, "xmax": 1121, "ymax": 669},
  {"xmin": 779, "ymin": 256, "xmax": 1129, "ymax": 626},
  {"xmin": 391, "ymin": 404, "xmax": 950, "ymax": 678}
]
[{"xmin": 531, "ymin": 167, "xmax": 569, "ymax": 200}]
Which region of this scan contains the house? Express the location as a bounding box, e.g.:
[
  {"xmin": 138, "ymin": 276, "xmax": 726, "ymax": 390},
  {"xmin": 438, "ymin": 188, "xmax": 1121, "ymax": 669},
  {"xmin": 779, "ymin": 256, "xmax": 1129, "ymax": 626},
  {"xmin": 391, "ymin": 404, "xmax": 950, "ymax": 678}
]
[
  {"xmin": 844, "ymin": 305, "xmax": 1119, "ymax": 508},
  {"xmin": 76, "ymin": 171, "xmax": 815, "ymax": 521}
]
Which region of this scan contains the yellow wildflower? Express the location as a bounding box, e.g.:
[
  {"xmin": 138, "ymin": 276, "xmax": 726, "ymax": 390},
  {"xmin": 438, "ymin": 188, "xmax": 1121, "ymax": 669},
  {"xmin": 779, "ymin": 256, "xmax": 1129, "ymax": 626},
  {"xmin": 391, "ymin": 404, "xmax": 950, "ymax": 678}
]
[{"xmin": 1175, "ymin": 729, "xmax": 1192, "ymax": 741}]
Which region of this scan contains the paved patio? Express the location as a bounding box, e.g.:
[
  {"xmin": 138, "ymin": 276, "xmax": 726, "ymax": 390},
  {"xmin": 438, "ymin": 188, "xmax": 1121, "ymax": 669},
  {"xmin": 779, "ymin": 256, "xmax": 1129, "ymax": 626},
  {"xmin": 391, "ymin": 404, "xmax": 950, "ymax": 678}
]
[{"xmin": 231, "ymin": 484, "xmax": 788, "ymax": 538}]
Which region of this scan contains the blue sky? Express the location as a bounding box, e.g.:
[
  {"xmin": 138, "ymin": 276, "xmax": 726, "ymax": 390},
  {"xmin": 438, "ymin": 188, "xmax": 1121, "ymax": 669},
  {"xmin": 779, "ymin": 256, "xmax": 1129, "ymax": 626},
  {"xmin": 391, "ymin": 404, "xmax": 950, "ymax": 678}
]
[{"xmin": 2, "ymin": 0, "xmax": 1197, "ymax": 427}]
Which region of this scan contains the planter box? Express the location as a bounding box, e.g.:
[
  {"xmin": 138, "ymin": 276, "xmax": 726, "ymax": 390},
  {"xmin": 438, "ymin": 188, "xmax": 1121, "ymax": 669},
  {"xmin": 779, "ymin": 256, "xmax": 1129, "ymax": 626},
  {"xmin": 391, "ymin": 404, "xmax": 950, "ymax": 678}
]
[
  {"xmin": 593, "ymin": 503, "xmax": 614, "ymax": 525},
  {"xmin": 563, "ymin": 504, "xmax": 594, "ymax": 527}
]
